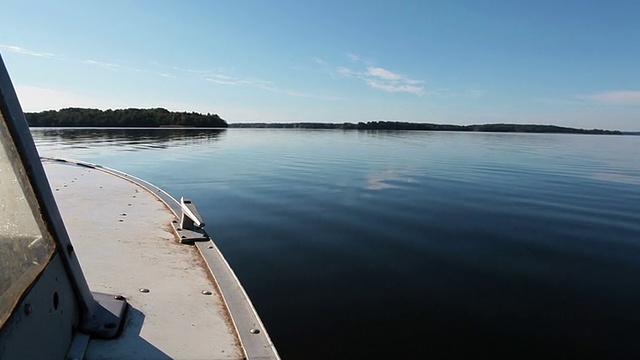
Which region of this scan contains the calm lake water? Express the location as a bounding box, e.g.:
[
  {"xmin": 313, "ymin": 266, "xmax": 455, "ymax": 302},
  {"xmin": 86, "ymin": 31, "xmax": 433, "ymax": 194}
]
[{"xmin": 32, "ymin": 128, "xmax": 640, "ymax": 359}]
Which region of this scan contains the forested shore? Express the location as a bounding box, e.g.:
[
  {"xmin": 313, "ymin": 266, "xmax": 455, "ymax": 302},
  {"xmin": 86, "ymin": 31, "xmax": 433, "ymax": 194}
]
[
  {"xmin": 25, "ymin": 108, "xmax": 228, "ymax": 127},
  {"xmin": 25, "ymin": 108, "xmax": 622, "ymax": 134},
  {"xmin": 230, "ymin": 121, "xmax": 621, "ymax": 134}
]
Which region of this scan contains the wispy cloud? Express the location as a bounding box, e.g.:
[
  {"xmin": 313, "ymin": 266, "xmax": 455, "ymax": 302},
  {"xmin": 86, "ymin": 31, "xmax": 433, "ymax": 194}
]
[
  {"xmin": 0, "ymin": 44, "xmax": 55, "ymax": 58},
  {"xmin": 314, "ymin": 57, "xmax": 328, "ymax": 66},
  {"xmin": 583, "ymin": 90, "xmax": 640, "ymax": 105},
  {"xmin": 200, "ymin": 69, "xmax": 339, "ymax": 100},
  {"xmin": 367, "ymin": 66, "xmax": 406, "ymax": 82},
  {"xmin": 255, "ymin": 84, "xmax": 342, "ymax": 100},
  {"xmin": 365, "ymin": 79, "xmax": 425, "ymax": 95},
  {"xmin": 132, "ymin": 63, "xmax": 272, "ymax": 89},
  {"xmin": 4, "ymin": 42, "xmax": 337, "ymax": 102},
  {"xmin": 83, "ymin": 59, "xmax": 145, "ymax": 74},
  {"xmin": 336, "ymin": 62, "xmax": 425, "ymax": 95},
  {"xmin": 0, "ymin": 43, "xmax": 149, "ymax": 75},
  {"xmin": 15, "ymin": 85, "xmax": 128, "ymax": 111},
  {"xmin": 206, "ymin": 75, "xmax": 253, "ymax": 86},
  {"xmin": 14, "ymin": 84, "xmax": 222, "ymax": 114},
  {"xmin": 347, "ymin": 53, "xmax": 360, "ymax": 63},
  {"xmin": 83, "ymin": 59, "xmax": 124, "ymax": 70},
  {"xmin": 337, "ymin": 67, "xmax": 355, "ymax": 76}
]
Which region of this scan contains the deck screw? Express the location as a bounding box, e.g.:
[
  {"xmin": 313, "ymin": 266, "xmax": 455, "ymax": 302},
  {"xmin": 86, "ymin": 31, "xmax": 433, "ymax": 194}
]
[
  {"xmin": 114, "ymin": 295, "xmax": 125, "ymax": 300},
  {"xmin": 208, "ymin": 245, "xmax": 213, "ymax": 249},
  {"xmin": 202, "ymin": 290, "xmax": 212, "ymax": 295},
  {"xmin": 139, "ymin": 288, "xmax": 150, "ymax": 293},
  {"xmin": 250, "ymin": 328, "xmax": 260, "ymax": 334}
]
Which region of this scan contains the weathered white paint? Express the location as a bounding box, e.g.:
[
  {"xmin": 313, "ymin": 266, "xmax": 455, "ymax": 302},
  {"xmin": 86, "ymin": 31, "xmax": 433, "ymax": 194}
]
[{"xmin": 44, "ymin": 160, "xmax": 243, "ymax": 360}]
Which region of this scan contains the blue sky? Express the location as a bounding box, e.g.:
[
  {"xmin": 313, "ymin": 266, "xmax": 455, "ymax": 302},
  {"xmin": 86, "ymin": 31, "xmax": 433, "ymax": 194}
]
[{"xmin": 1, "ymin": 0, "xmax": 639, "ymax": 129}]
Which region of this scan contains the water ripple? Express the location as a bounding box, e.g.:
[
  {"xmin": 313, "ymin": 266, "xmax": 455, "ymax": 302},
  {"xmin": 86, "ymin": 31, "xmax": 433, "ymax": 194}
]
[{"xmin": 32, "ymin": 128, "xmax": 640, "ymax": 358}]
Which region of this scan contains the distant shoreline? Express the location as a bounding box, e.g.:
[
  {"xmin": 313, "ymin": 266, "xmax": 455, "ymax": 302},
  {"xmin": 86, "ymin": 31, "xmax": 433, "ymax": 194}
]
[
  {"xmin": 24, "ymin": 108, "xmax": 628, "ymax": 134},
  {"xmin": 24, "ymin": 108, "xmax": 228, "ymax": 128},
  {"xmin": 229, "ymin": 121, "xmax": 623, "ymax": 135}
]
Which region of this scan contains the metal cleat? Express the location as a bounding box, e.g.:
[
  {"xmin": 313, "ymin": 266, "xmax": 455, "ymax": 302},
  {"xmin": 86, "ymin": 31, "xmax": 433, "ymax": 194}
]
[{"xmin": 172, "ymin": 197, "xmax": 210, "ymax": 244}]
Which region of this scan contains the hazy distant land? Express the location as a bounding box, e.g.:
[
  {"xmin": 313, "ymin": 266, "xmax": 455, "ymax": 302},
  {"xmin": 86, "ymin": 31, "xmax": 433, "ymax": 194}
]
[
  {"xmin": 25, "ymin": 108, "xmax": 625, "ymax": 135},
  {"xmin": 230, "ymin": 121, "xmax": 623, "ymax": 134}
]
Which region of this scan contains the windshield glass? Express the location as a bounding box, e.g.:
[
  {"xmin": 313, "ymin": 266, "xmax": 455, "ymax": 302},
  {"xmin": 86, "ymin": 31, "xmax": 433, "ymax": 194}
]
[{"xmin": 0, "ymin": 112, "xmax": 55, "ymax": 326}]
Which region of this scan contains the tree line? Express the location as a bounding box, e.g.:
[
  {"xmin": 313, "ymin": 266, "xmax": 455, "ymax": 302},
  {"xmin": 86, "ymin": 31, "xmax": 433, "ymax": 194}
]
[
  {"xmin": 25, "ymin": 109, "xmax": 621, "ymax": 134},
  {"xmin": 230, "ymin": 121, "xmax": 621, "ymax": 134},
  {"xmin": 25, "ymin": 108, "xmax": 228, "ymax": 127}
]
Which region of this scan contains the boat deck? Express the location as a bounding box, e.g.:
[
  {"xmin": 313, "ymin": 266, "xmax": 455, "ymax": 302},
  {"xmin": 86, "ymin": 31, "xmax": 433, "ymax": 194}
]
[{"xmin": 43, "ymin": 159, "xmax": 243, "ymax": 359}]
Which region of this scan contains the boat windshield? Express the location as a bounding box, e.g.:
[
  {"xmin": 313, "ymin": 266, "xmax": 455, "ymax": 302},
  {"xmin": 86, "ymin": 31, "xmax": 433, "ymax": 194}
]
[{"xmin": 0, "ymin": 110, "xmax": 55, "ymax": 326}]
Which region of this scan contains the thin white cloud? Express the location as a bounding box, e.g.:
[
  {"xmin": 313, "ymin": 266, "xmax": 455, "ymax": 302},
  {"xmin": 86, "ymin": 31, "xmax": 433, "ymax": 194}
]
[
  {"xmin": 15, "ymin": 85, "xmax": 128, "ymax": 111},
  {"xmin": 208, "ymin": 74, "xmax": 233, "ymax": 80},
  {"xmin": 365, "ymin": 79, "xmax": 425, "ymax": 94},
  {"xmin": 313, "ymin": 57, "xmax": 340, "ymax": 78},
  {"xmin": 583, "ymin": 90, "xmax": 640, "ymax": 105},
  {"xmin": 83, "ymin": 59, "xmax": 124, "ymax": 70},
  {"xmin": 5, "ymin": 42, "xmax": 337, "ymax": 104},
  {"xmin": 206, "ymin": 77, "xmax": 251, "ymax": 86},
  {"xmin": 148, "ymin": 61, "xmax": 338, "ymax": 100},
  {"xmin": 314, "ymin": 57, "xmax": 328, "ymax": 66},
  {"xmin": 337, "ymin": 67, "xmax": 355, "ymax": 76},
  {"xmin": 204, "ymin": 73, "xmax": 273, "ymax": 87},
  {"xmin": 255, "ymin": 84, "xmax": 342, "ymax": 100},
  {"xmin": 347, "ymin": 53, "xmax": 360, "ymax": 63},
  {"xmin": 0, "ymin": 43, "xmax": 147, "ymax": 75},
  {"xmin": 367, "ymin": 66, "xmax": 405, "ymax": 81},
  {"xmin": 14, "ymin": 84, "xmax": 222, "ymax": 114},
  {"xmin": 201, "ymin": 70, "xmax": 339, "ymax": 100},
  {"xmin": 336, "ymin": 63, "xmax": 425, "ymax": 95},
  {"xmin": 0, "ymin": 44, "xmax": 54, "ymax": 58},
  {"xmin": 83, "ymin": 59, "xmax": 144, "ymax": 73}
]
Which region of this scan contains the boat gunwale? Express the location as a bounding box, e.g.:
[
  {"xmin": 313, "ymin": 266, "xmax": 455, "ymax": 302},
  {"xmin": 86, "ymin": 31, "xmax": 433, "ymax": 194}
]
[{"xmin": 41, "ymin": 156, "xmax": 280, "ymax": 360}]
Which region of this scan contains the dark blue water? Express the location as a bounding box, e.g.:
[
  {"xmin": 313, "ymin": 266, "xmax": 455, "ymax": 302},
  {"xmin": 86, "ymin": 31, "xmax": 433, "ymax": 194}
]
[{"xmin": 32, "ymin": 128, "xmax": 640, "ymax": 358}]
